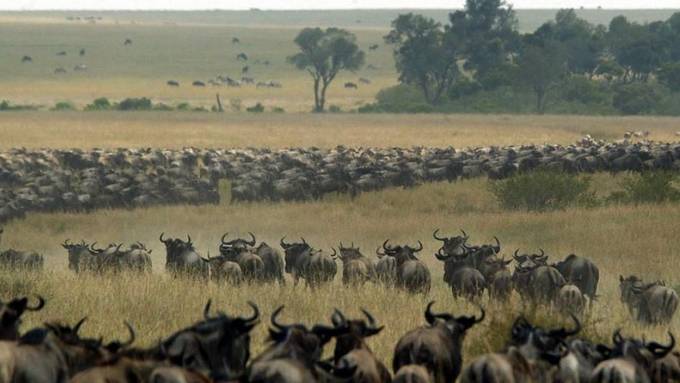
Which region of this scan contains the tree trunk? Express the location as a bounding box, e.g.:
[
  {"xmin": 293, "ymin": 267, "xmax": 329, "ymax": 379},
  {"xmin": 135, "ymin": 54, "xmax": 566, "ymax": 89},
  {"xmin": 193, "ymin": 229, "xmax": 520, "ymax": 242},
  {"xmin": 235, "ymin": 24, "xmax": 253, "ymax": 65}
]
[
  {"xmin": 319, "ymin": 80, "xmax": 330, "ymax": 112},
  {"xmin": 535, "ymin": 86, "xmax": 546, "ymax": 114},
  {"xmin": 215, "ymin": 93, "xmax": 224, "ymax": 112},
  {"xmin": 313, "ymin": 78, "xmax": 322, "ymax": 112}
]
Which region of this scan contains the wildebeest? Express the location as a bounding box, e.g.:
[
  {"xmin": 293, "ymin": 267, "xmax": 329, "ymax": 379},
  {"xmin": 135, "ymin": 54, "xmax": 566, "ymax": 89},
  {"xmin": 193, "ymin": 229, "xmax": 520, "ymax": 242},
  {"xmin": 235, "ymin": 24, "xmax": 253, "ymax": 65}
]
[
  {"xmin": 513, "ymin": 263, "xmax": 566, "ymax": 306},
  {"xmin": 54, "ymin": 67, "xmax": 67, "ymax": 74},
  {"xmin": 73, "ymin": 64, "xmax": 87, "ymax": 71},
  {"xmin": 254, "ymin": 241, "xmax": 285, "ymax": 284},
  {"xmin": 160, "ymin": 233, "xmax": 209, "ymax": 278},
  {"xmin": 480, "ymin": 256, "xmax": 513, "ymax": 301},
  {"xmin": 369, "ymin": 44, "xmax": 379, "ymax": 51},
  {"xmin": 393, "ymin": 301, "xmax": 484, "ymax": 383},
  {"xmin": 619, "ymin": 275, "xmax": 679, "ymax": 324},
  {"xmin": 167, "ymin": 80, "xmax": 180, "ymax": 87},
  {"xmin": 63, "ymin": 239, "xmax": 98, "ymax": 273},
  {"xmin": 330, "ymin": 309, "xmax": 391, "ymax": 383},
  {"xmin": 232, "ymin": 37, "xmax": 240, "ymax": 44},
  {"xmin": 124, "ymin": 38, "xmax": 133, "ymax": 45},
  {"xmin": 552, "ymin": 253, "xmax": 599, "ymax": 306},
  {"xmin": 557, "ymin": 284, "xmax": 586, "ymax": 315},
  {"xmin": 0, "ymin": 248, "xmax": 43, "ymax": 271},
  {"xmin": 219, "ymin": 233, "xmax": 265, "ymax": 282},
  {"xmin": 432, "ymin": 229, "xmax": 470, "ymax": 286},
  {"xmin": 359, "ymin": 77, "xmax": 371, "ymax": 84},
  {"xmin": 345, "ymin": 82, "xmax": 358, "ymax": 89},
  {"xmin": 375, "ymin": 253, "xmax": 397, "ymax": 285},
  {"xmin": 0, "ymin": 296, "xmax": 45, "ymax": 340},
  {"xmin": 393, "ymin": 364, "xmax": 431, "ymax": 383},
  {"xmin": 192, "ymin": 81, "xmax": 206, "ymax": 87},
  {"xmin": 79, "ymin": 48, "xmax": 85, "ymax": 56},
  {"xmin": 207, "ymin": 252, "xmax": 244, "ymax": 285},
  {"xmin": 57, "ymin": 51, "xmax": 67, "ymax": 56},
  {"xmin": 237, "ymin": 53, "xmax": 248, "ymax": 61},
  {"xmin": 21, "ymin": 56, "xmax": 32, "ymax": 63},
  {"xmin": 280, "ymin": 237, "xmax": 336, "ymax": 287},
  {"xmin": 248, "ymin": 305, "xmax": 350, "ymax": 383},
  {"xmin": 242, "ymin": 65, "xmax": 249, "ymax": 74},
  {"xmin": 335, "ymin": 242, "xmax": 375, "ymax": 286},
  {"xmin": 512, "ymin": 248, "xmax": 548, "ymax": 268},
  {"xmin": 378, "ymin": 239, "xmax": 430, "ymax": 294}
]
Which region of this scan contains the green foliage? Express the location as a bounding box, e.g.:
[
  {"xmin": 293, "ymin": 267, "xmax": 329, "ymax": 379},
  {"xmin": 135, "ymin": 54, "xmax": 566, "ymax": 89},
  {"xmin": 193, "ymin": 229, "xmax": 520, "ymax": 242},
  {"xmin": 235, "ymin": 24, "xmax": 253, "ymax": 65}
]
[
  {"xmin": 490, "ymin": 170, "xmax": 596, "ymax": 211},
  {"xmin": 84, "ymin": 97, "xmax": 112, "ymax": 111},
  {"xmin": 609, "ymin": 171, "xmax": 680, "ymax": 204},
  {"xmin": 176, "ymin": 102, "xmax": 192, "ymax": 111},
  {"xmin": 153, "ymin": 103, "xmax": 174, "ymax": 111},
  {"xmin": 51, "ymin": 101, "xmax": 76, "ymax": 111},
  {"xmin": 559, "ymin": 76, "xmax": 609, "ymax": 105},
  {"xmin": 658, "ymin": 62, "xmax": 680, "ymax": 92},
  {"xmin": 360, "ymin": 84, "xmax": 434, "ymax": 113},
  {"xmin": 117, "ymin": 97, "xmax": 152, "ymax": 111},
  {"xmin": 516, "ymin": 42, "xmax": 568, "ymax": 113},
  {"xmin": 0, "ymin": 100, "xmax": 38, "ymax": 111},
  {"xmin": 246, "ymin": 102, "xmax": 265, "ymax": 113},
  {"xmin": 612, "ymin": 83, "xmax": 662, "ymax": 115},
  {"xmin": 328, "ymin": 105, "xmax": 342, "ymax": 113},
  {"xmin": 289, "ymin": 27, "xmax": 364, "ymax": 112},
  {"xmin": 271, "ymin": 106, "xmax": 285, "ymax": 113}
]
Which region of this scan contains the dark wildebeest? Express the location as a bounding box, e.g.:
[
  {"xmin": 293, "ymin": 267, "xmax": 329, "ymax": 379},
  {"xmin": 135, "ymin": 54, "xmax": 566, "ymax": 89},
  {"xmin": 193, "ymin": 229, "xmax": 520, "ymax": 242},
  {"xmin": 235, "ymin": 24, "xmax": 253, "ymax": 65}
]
[
  {"xmin": 207, "ymin": 252, "xmax": 244, "ymax": 285},
  {"xmin": 480, "ymin": 256, "xmax": 513, "ymax": 301},
  {"xmin": 54, "ymin": 67, "xmax": 67, "ymax": 74},
  {"xmin": 237, "ymin": 53, "xmax": 248, "ymax": 61},
  {"xmin": 344, "ymin": 82, "xmax": 358, "ymax": 89},
  {"xmin": 79, "ymin": 48, "xmax": 85, "ymax": 56},
  {"xmin": 369, "ymin": 44, "xmax": 379, "ymax": 51},
  {"xmin": 552, "ymin": 253, "xmax": 599, "ymax": 307},
  {"xmin": 248, "ymin": 305, "xmax": 351, "ymax": 383},
  {"xmin": 592, "ymin": 330, "xmax": 675, "ymax": 383},
  {"xmin": 124, "ymin": 38, "xmax": 133, "ymax": 45},
  {"xmin": 556, "ymin": 284, "xmax": 586, "ymax": 315},
  {"xmin": 160, "ymin": 233, "xmax": 209, "ymax": 278},
  {"xmin": 359, "ymin": 77, "xmax": 371, "ymax": 84},
  {"xmin": 21, "ymin": 56, "xmax": 32, "ymax": 63},
  {"xmin": 280, "ymin": 237, "xmax": 337, "ymax": 287},
  {"xmin": 119, "ymin": 242, "xmax": 153, "ymax": 273},
  {"xmin": 330, "ymin": 309, "xmax": 391, "ymax": 383},
  {"xmin": 192, "ymin": 81, "xmax": 206, "ymax": 87},
  {"xmin": 56, "ymin": 51, "xmax": 67, "ymax": 56},
  {"xmin": 619, "ymin": 275, "xmax": 679, "ymax": 324},
  {"xmin": 375, "ymin": 252, "xmax": 397, "ymax": 286},
  {"xmin": 377, "ymin": 240, "xmax": 430, "ymax": 294},
  {"xmin": 393, "ymin": 301, "xmax": 484, "ymax": 383},
  {"xmin": 254, "ymin": 242, "xmax": 285, "ymax": 284},
  {"xmin": 512, "ymin": 263, "xmax": 566, "ymax": 306},
  {"xmin": 336, "ymin": 242, "xmax": 375, "ymax": 286},
  {"xmin": 0, "ymin": 248, "xmax": 44, "ymax": 271},
  {"xmin": 432, "ymin": 229, "xmax": 470, "ymax": 286},
  {"xmin": 0, "ymin": 296, "xmax": 44, "ymax": 340},
  {"xmin": 167, "ymin": 80, "xmax": 180, "ymax": 87},
  {"xmin": 232, "ymin": 37, "xmax": 240, "ymax": 44},
  {"xmin": 512, "ymin": 248, "xmax": 548, "ymax": 269},
  {"xmin": 242, "ymin": 65, "xmax": 249, "ymax": 74},
  {"xmin": 219, "ymin": 233, "xmax": 265, "ymax": 282}
]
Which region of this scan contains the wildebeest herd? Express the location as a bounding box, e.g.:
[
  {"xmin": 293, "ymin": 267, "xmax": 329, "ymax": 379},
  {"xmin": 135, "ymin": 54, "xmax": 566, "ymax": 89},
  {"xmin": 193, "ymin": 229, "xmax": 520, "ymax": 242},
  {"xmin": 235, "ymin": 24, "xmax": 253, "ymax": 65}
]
[
  {"xmin": 1, "ymin": 227, "xmax": 677, "ymax": 327},
  {"xmin": 2, "ymin": 139, "xmax": 680, "ymax": 223}
]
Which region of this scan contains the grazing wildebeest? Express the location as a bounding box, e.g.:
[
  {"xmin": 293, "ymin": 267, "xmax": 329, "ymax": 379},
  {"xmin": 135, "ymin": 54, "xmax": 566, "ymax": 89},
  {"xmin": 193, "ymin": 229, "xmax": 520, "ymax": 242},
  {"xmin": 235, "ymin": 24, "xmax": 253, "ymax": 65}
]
[
  {"xmin": 369, "ymin": 44, "xmax": 379, "ymax": 51},
  {"xmin": 330, "ymin": 309, "xmax": 391, "ymax": 383},
  {"xmin": 167, "ymin": 80, "xmax": 180, "ymax": 87},
  {"xmin": 359, "ymin": 77, "xmax": 371, "ymax": 84},
  {"xmin": 54, "ymin": 67, "xmax": 67, "ymax": 74},
  {"xmin": 124, "ymin": 38, "xmax": 133, "ymax": 45},
  {"xmin": 336, "ymin": 242, "xmax": 375, "ymax": 286},
  {"xmin": 280, "ymin": 237, "xmax": 336, "ymax": 287},
  {"xmin": 552, "ymin": 253, "xmax": 599, "ymax": 306},
  {"xmin": 21, "ymin": 55, "xmax": 32, "ymax": 63},
  {"xmin": 378, "ymin": 239, "xmax": 430, "ymax": 294},
  {"xmin": 0, "ymin": 296, "xmax": 44, "ymax": 340},
  {"xmin": 237, "ymin": 53, "xmax": 248, "ymax": 61},
  {"xmin": 345, "ymin": 82, "xmax": 358, "ymax": 89},
  {"xmin": 619, "ymin": 275, "xmax": 679, "ymax": 324},
  {"xmin": 160, "ymin": 233, "xmax": 209, "ymax": 278},
  {"xmin": 56, "ymin": 51, "xmax": 67, "ymax": 56},
  {"xmin": 248, "ymin": 305, "xmax": 351, "ymax": 383},
  {"xmin": 192, "ymin": 81, "xmax": 206, "ymax": 87},
  {"xmin": 242, "ymin": 65, "xmax": 249, "ymax": 74},
  {"xmin": 79, "ymin": 48, "xmax": 85, "ymax": 56},
  {"xmin": 393, "ymin": 301, "xmax": 484, "ymax": 383}
]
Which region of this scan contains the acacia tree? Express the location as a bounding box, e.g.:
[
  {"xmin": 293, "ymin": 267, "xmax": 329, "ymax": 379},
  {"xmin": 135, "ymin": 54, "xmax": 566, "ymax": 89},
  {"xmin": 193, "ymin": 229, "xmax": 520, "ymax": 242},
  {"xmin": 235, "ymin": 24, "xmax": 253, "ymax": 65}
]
[
  {"xmin": 288, "ymin": 28, "xmax": 364, "ymax": 112},
  {"xmin": 384, "ymin": 14, "xmax": 461, "ymax": 105},
  {"xmin": 516, "ymin": 41, "xmax": 567, "ymax": 113}
]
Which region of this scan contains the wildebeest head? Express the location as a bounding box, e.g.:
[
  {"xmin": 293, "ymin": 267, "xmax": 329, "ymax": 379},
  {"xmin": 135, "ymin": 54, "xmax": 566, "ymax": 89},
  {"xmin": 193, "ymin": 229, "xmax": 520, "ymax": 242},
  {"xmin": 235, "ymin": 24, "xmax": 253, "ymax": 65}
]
[
  {"xmin": 512, "ymin": 249, "xmax": 548, "ymax": 268},
  {"xmin": 377, "ymin": 239, "xmax": 423, "ymax": 263},
  {"xmin": 0, "ymin": 295, "xmax": 44, "ymax": 340},
  {"xmin": 330, "ymin": 308, "xmax": 384, "ymax": 362},
  {"xmin": 424, "ymin": 301, "xmax": 485, "ymax": 335},
  {"xmin": 602, "ymin": 329, "xmax": 676, "ymax": 372},
  {"xmin": 509, "ymin": 314, "xmax": 581, "ymax": 365},
  {"xmin": 161, "ymin": 300, "xmax": 260, "ymax": 380},
  {"xmin": 62, "ymin": 239, "xmax": 96, "ymax": 271},
  {"xmin": 467, "ymin": 237, "xmax": 501, "ymax": 263},
  {"xmin": 101, "ymin": 321, "xmax": 136, "ymax": 354},
  {"xmin": 433, "ymin": 229, "xmax": 469, "ymax": 261},
  {"xmin": 280, "ymin": 237, "xmax": 312, "ymax": 273},
  {"xmin": 337, "ymin": 242, "xmax": 364, "ymax": 261},
  {"xmin": 220, "ymin": 232, "xmax": 257, "ymax": 254},
  {"xmin": 160, "ymin": 233, "xmax": 194, "ymax": 254},
  {"xmin": 38, "ymin": 317, "xmax": 111, "ymax": 374}
]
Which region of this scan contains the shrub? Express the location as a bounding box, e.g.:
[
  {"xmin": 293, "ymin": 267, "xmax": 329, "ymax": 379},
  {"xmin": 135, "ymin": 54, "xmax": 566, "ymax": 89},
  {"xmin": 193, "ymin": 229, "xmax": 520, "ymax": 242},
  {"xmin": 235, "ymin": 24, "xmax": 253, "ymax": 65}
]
[
  {"xmin": 328, "ymin": 105, "xmax": 342, "ymax": 113},
  {"xmin": 84, "ymin": 97, "xmax": 112, "ymax": 111},
  {"xmin": 559, "ymin": 77, "xmax": 609, "ymax": 105},
  {"xmin": 176, "ymin": 102, "xmax": 191, "ymax": 111},
  {"xmin": 490, "ymin": 170, "xmax": 596, "ymax": 211},
  {"xmin": 658, "ymin": 62, "xmax": 680, "ymax": 92},
  {"xmin": 0, "ymin": 100, "xmax": 38, "ymax": 111},
  {"xmin": 52, "ymin": 101, "xmax": 76, "ymax": 111},
  {"xmin": 271, "ymin": 106, "xmax": 285, "ymax": 113},
  {"xmin": 153, "ymin": 103, "xmax": 174, "ymax": 111},
  {"xmin": 610, "ymin": 171, "xmax": 680, "ymax": 204},
  {"xmin": 246, "ymin": 103, "xmax": 264, "ymax": 113},
  {"xmin": 612, "ymin": 83, "xmax": 662, "ymax": 115},
  {"xmin": 117, "ymin": 97, "xmax": 152, "ymax": 111}
]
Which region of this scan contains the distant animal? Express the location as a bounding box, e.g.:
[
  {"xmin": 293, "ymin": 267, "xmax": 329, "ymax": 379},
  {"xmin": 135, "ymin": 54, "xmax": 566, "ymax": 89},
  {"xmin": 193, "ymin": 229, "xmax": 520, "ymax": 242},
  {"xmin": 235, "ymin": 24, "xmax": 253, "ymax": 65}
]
[
  {"xmin": 263, "ymin": 60, "xmax": 270, "ymax": 66},
  {"xmin": 237, "ymin": 53, "xmax": 248, "ymax": 61},
  {"xmin": 359, "ymin": 77, "xmax": 371, "ymax": 84},
  {"xmin": 241, "ymin": 76, "xmax": 255, "ymax": 84},
  {"xmin": 56, "ymin": 51, "xmax": 67, "ymax": 56},
  {"xmin": 54, "ymin": 67, "xmax": 67, "ymax": 74},
  {"xmin": 344, "ymin": 82, "xmax": 358, "ymax": 89},
  {"xmin": 192, "ymin": 81, "xmax": 206, "ymax": 87},
  {"xmin": 166, "ymin": 80, "xmax": 180, "ymax": 87},
  {"xmin": 369, "ymin": 44, "xmax": 379, "ymax": 51},
  {"xmin": 124, "ymin": 38, "xmax": 133, "ymax": 45},
  {"xmin": 21, "ymin": 56, "xmax": 32, "ymax": 63},
  {"xmin": 73, "ymin": 64, "xmax": 87, "ymax": 72},
  {"xmin": 232, "ymin": 37, "xmax": 240, "ymax": 44},
  {"xmin": 79, "ymin": 48, "xmax": 86, "ymax": 56},
  {"xmin": 242, "ymin": 66, "xmax": 249, "ymax": 74}
]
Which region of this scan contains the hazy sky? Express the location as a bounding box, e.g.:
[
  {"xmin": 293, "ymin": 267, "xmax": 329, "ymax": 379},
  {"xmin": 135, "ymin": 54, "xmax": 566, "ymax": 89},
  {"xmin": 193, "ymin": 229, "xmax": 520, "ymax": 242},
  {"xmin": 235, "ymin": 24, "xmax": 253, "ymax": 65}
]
[{"xmin": 3, "ymin": 0, "xmax": 679, "ymax": 10}]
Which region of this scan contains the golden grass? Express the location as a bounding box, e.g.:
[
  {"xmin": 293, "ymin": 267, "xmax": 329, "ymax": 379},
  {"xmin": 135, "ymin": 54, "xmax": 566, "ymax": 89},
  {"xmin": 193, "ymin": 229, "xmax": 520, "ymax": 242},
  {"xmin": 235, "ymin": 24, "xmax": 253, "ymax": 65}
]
[
  {"xmin": 1, "ymin": 112, "xmax": 679, "ymax": 149},
  {"xmin": 1, "ymin": 176, "xmax": 678, "ymax": 363}
]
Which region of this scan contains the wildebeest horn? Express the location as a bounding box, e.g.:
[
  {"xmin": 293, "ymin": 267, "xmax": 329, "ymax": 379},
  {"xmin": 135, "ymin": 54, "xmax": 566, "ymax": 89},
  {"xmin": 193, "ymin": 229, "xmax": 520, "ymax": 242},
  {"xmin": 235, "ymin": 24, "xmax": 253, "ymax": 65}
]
[
  {"xmin": 513, "ymin": 249, "xmax": 520, "ymax": 261},
  {"xmin": 90, "ymin": 242, "xmax": 103, "ymax": 252},
  {"xmin": 247, "ymin": 232, "xmax": 256, "ymax": 246},
  {"xmin": 203, "ymin": 300, "xmax": 212, "ymax": 320},
  {"xmin": 538, "ymin": 248, "xmax": 545, "ymax": 257},
  {"xmin": 62, "ymin": 239, "xmax": 71, "ymax": 248},
  {"xmin": 613, "ymin": 329, "xmax": 624, "ymax": 345},
  {"xmin": 647, "ymin": 332, "xmax": 676, "ymax": 358},
  {"xmin": 120, "ymin": 321, "xmax": 135, "ymax": 347},
  {"xmin": 280, "ymin": 236, "xmax": 291, "ymax": 249},
  {"xmin": 412, "ymin": 240, "xmax": 423, "ymax": 252},
  {"xmin": 456, "ymin": 304, "xmax": 486, "ymax": 329},
  {"xmin": 549, "ymin": 313, "xmax": 581, "ymax": 338},
  {"xmin": 382, "ymin": 239, "xmax": 393, "ymax": 251},
  {"xmin": 361, "ymin": 308, "xmax": 384, "ymax": 335},
  {"xmin": 159, "ymin": 232, "xmax": 169, "ymax": 244},
  {"xmin": 461, "ymin": 229, "xmax": 468, "ymax": 239},
  {"xmin": 242, "ymin": 301, "xmax": 259, "ymax": 324},
  {"xmin": 339, "ymin": 242, "xmax": 345, "ymax": 249},
  {"xmin": 331, "ymin": 308, "xmax": 347, "ymax": 327},
  {"xmin": 27, "ymin": 295, "xmax": 45, "ymax": 311},
  {"xmin": 503, "ymin": 257, "xmax": 513, "ymax": 266},
  {"xmin": 493, "ymin": 237, "xmax": 500, "ymax": 252},
  {"xmin": 375, "ymin": 246, "xmax": 385, "ymax": 257},
  {"xmin": 301, "ymin": 237, "xmax": 307, "ymax": 245},
  {"xmin": 330, "ymin": 248, "xmax": 338, "ymax": 258},
  {"xmin": 115, "ymin": 244, "xmax": 123, "ymax": 253},
  {"xmin": 271, "ymin": 305, "xmax": 288, "ymax": 331},
  {"xmin": 433, "ymin": 229, "xmax": 446, "ymax": 241},
  {"xmin": 424, "ymin": 301, "xmax": 441, "ymax": 325},
  {"xmin": 434, "ymin": 248, "xmax": 453, "ymax": 261},
  {"xmin": 73, "ymin": 317, "xmax": 87, "ymax": 335},
  {"xmin": 221, "ymin": 233, "xmax": 229, "ymax": 244},
  {"xmin": 186, "ymin": 234, "xmax": 192, "ymax": 244}
]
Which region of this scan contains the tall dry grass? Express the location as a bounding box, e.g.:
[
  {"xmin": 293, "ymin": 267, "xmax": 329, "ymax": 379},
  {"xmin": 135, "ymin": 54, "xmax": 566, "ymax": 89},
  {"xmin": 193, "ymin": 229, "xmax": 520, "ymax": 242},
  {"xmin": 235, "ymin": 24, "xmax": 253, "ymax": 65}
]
[{"xmin": 0, "ymin": 175, "xmax": 678, "ymax": 363}]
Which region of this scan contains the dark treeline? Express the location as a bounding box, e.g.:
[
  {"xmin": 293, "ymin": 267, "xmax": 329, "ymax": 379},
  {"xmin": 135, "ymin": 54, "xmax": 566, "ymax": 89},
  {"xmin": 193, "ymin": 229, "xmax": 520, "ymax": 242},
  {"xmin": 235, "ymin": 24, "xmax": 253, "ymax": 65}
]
[{"xmin": 362, "ymin": 0, "xmax": 680, "ymax": 115}]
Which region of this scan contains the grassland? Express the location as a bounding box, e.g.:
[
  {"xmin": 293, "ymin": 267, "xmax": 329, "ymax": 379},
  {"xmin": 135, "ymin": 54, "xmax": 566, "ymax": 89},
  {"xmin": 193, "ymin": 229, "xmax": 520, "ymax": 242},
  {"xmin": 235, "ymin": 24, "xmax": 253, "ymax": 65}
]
[
  {"xmin": 1, "ymin": 176, "xmax": 679, "ymax": 362},
  {"xmin": 1, "ymin": 112, "xmax": 680, "ymax": 149}
]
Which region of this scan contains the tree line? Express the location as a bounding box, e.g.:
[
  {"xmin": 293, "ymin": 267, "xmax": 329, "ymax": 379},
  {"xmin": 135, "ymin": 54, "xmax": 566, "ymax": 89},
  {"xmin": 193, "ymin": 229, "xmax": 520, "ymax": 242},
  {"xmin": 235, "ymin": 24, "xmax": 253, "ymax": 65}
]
[{"xmin": 289, "ymin": 0, "xmax": 680, "ymax": 115}]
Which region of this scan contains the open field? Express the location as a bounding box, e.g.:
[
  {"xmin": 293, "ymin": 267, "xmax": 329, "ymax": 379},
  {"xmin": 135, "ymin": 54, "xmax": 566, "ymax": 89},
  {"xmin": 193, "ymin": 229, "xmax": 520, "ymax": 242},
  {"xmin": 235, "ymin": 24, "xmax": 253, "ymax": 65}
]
[
  {"xmin": 1, "ymin": 112, "xmax": 680, "ymax": 149},
  {"xmin": 1, "ymin": 175, "xmax": 678, "ymax": 362}
]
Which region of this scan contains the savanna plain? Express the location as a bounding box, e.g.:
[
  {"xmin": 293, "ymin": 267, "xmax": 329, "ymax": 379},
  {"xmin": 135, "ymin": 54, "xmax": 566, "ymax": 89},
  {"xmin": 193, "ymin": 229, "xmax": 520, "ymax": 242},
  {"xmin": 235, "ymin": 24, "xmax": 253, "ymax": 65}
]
[{"xmin": 0, "ymin": 9, "xmax": 679, "ymax": 367}]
